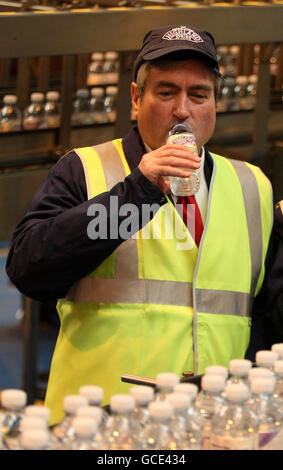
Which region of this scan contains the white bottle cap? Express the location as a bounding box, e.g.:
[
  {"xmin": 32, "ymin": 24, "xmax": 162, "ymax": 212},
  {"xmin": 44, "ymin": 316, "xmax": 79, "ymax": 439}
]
[
  {"xmin": 148, "ymin": 401, "xmax": 173, "ymax": 420},
  {"xmin": 167, "ymin": 392, "xmax": 192, "ymax": 410},
  {"xmin": 76, "ymin": 406, "xmax": 103, "ymax": 423},
  {"xmin": 90, "ymin": 52, "xmax": 104, "ymax": 61},
  {"xmin": 235, "ymin": 75, "xmax": 248, "ymax": 85},
  {"xmin": 1, "ymin": 389, "xmax": 27, "ymax": 410},
  {"xmin": 46, "ymin": 91, "xmax": 60, "ymax": 101},
  {"xmin": 3, "ymin": 94, "xmax": 17, "ymax": 104},
  {"xmin": 256, "ymin": 350, "xmax": 279, "ymax": 368},
  {"xmin": 90, "ymin": 87, "xmax": 104, "ymax": 97},
  {"xmin": 73, "ymin": 417, "xmax": 98, "ymax": 438},
  {"xmin": 225, "ymin": 383, "xmax": 249, "ymax": 402},
  {"xmin": 76, "ymin": 89, "xmax": 89, "ymax": 98},
  {"xmin": 201, "ymin": 374, "xmax": 226, "ymax": 392},
  {"xmin": 230, "ymin": 45, "xmax": 240, "ymax": 56},
  {"xmin": 106, "ymin": 86, "xmax": 118, "ymax": 95},
  {"xmin": 30, "ymin": 92, "xmax": 44, "ymax": 102},
  {"xmin": 248, "ymin": 367, "xmax": 275, "ymax": 382},
  {"xmin": 248, "ymin": 74, "xmax": 258, "ymax": 84},
  {"xmin": 250, "ymin": 377, "xmax": 275, "ymax": 395},
  {"xmin": 173, "ymin": 382, "xmax": 198, "ymax": 399},
  {"xmin": 63, "ymin": 395, "xmax": 88, "ymax": 415},
  {"xmin": 79, "ymin": 385, "xmax": 104, "ymax": 405},
  {"xmin": 229, "ymin": 359, "xmax": 252, "ymax": 376},
  {"xmin": 21, "ymin": 416, "xmax": 47, "ymax": 431},
  {"xmin": 24, "ymin": 405, "xmax": 50, "ymax": 423},
  {"xmin": 205, "ymin": 365, "xmax": 228, "ymax": 378},
  {"xmin": 130, "ymin": 385, "xmax": 154, "ymax": 405},
  {"xmin": 20, "ymin": 429, "xmax": 49, "ymax": 450},
  {"xmin": 110, "ymin": 394, "xmax": 135, "ymax": 413},
  {"xmin": 104, "ymin": 51, "xmax": 118, "ymax": 60},
  {"xmin": 272, "ymin": 344, "xmax": 283, "ymax": 358},
  {"xmin": 156, "ymin": 372, "xmax": 180, "ymax": 388},
  {"xmin": 274, "ymin": 360, "xmax": 283, "ymax": 377}
]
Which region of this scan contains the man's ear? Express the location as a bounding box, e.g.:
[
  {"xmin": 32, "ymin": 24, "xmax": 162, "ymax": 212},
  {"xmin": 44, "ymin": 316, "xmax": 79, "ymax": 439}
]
[{"xmin": 131, "ymin": 82, "xmax": 140, "ymax": 112}]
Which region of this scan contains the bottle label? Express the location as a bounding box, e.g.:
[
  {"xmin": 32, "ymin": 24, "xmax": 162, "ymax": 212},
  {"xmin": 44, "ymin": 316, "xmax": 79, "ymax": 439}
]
[
  {"xmin": 168, "ymin": 132, "xmax": 198, "ymax": 156},
  {"xmin": 210, "ymin": 435, "xmax": 258, "ymax": 450},
  {"xmin": 259, "ymin": 429, "xmax": 282, "ymax": 450}
]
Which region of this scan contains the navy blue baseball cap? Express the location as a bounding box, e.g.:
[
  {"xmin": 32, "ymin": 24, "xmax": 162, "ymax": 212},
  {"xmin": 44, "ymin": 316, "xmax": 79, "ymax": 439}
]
[{"xmin": 133, "ymin": 25, "xmax": 221, "ymax": 81}]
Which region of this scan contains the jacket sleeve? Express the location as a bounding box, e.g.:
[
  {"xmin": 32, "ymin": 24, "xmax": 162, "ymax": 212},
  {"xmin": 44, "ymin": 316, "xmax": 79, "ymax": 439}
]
[{"xmin": 5, "ymin": 151, "xmax": 165, "ymax": 301}]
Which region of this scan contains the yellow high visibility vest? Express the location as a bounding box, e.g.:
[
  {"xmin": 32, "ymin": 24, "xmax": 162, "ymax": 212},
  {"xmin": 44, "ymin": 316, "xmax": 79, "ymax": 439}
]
[{"xmin": 45, "ymin": 139, "xmax": 273, "ymax": 425}]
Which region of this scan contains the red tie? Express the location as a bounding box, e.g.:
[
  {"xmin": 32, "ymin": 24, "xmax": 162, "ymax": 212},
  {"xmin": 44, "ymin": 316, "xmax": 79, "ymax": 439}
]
[{"xmin": 177, "ymin": 196, "xmax": 204, "ymax": 247}]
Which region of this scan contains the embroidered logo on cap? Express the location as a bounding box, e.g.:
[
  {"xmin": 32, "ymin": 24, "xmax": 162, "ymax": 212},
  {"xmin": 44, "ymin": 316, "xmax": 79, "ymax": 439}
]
[{"xmin": 162, "ymin": 26, "xmax": 203, "ymax": 43}]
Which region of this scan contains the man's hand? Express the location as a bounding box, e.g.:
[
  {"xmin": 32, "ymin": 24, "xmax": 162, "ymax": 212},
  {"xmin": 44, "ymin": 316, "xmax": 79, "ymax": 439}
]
[{"xmin": 138, "ymin": 143, "xmax": 201, "ymax": 194}]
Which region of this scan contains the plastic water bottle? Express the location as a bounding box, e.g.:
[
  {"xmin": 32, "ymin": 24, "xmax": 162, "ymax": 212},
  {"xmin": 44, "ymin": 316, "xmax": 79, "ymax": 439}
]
[
  {"xmin": 194, "ymin": 374, "xmax": 226, "ymax": 450},
  {"xmin": 130, "ymin": 385, "xmax": 154, "ymax": 432},
  {"xmin": 167, "ymin": 123, "xmax": 200, "ymax": 197},
  {"xmin": 245, "ymin": 74, "xmax": 258, "ymax": 110},
  {"xmin": 0, "ymin": 389, "xmax": 27, "ymax": 449},
  {"xmin": 24, "ymin": 405, "xmax": 62, "ymax": 450},
  {"xmin": 104, "ymin": 86, "xmax": 118, "ymax": 123},
  {"xmin": 23, "ymin": 92, "xmax": 47, "ymax": 130},
  {"xmin": 210, "ymin": 383, "xmax": 259, "ymax": 450},
  {"xmin": 249, "ymin": 377, "xmax": 283, "ymax": 450},
  {"xmin": 272, "ymin": 343, "xmax": 283, "ymax": 359},
  {"xmin": 71, "ymin": 89, "xmax": 92, "ymax": 126},
  {"xmin": 104, "ymin": 394, "xmax": 137, "ymax": 450},
  {"xmin": 173, "ymin": 382, "xmax": 202, "ymax": 427},
  {"xmin": 52, "ymin": 394, "xmax": 88, "ymax": 445},
  {"xmin": 248, "ymin": 366, "xmax": 275, "ymax": 386},
  {"xmin": 167, "ymin": 392, "xmax": 202, "ymax": 450},
  {"xmin": 155, "ymin": 372, "xmax": 180, "ymax": 401},
  {"xmin": 79, "ymin": 385, "xmax": 109, "ymax": 430},
  {"xmin": 68, "ymin": 417, "xmax": 105, "ymax": 450},
  {"xmin": 139, "ymin": 401, "xmax": 174, "ymax": 450},
  {"xmin": 19, "ymin": 428, "xmax": 52, "ymax": 450},
  {"xmin": 44, "ymin": 90, "xmax": 61, "ymax": 128},
  {"xmin": 87, "ymin": 52, "xmax": 105, "ymax": 87},
  {"xmin": 233, "ymin": 76, "xmax": 248, "ymax": 111},
  {"xmin": 0, "ymin": 95, "xmax": 21, "ymax": 132},
  {"xmin": 256, "ymin": 350, "xmax": 279, "ymax": 371},
  {"xmin": 226, "ymin": 359, "xmax": 252, "ymax": 387},
  {"xmin": 89, "ymin": 87, "xmax": 107, "ymax": 124},
  {"xmin": 103, "ymin": 51, "xmax": 119, "ymax": 85},
  {"xmin": 205, "ymin": 365, "xmax": 229, "ymax": 380}
]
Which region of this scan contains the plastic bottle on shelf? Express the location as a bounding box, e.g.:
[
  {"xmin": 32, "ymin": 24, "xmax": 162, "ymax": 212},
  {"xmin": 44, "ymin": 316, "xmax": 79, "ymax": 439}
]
[
  {"xmin": 245, "ymin": 74, "xmax": 258, "ymax": 110},
  {"xmin": 256, "ymin": 350, "xmax": 279, "ymax": 371},
  {"xmin": 0, "ymin": 389, "xmax": 27, "ymax": 449},
  {"xmin": 51, "ymin": 394, "xmax": 88, "ymax": 445},
  {"xmin": 233, "ymin": 75, "xmax": 248, "ymax": 111},
  {"xmin": 272, "ymin": 343, "xmax": 283, "ymax": 359},
  {"xmin": 130, "ymin": 385, "xmax": 154, "ymax": 435},
  {"xmin": 248, "ymin": 376, "xmax": 283, "ymax": 450},
  {"xmin": 154, "ymin": 372, "xmax": 180, "ymax": 401},
  {"xmin": 44, "ymin": 90, "xmax": 61, "ymax": 128},
  {"xmin": 103, "ymin": 51, "xmax": 119, "ymax": 85},
  {"xmin": 167, "ymin": 392, "xmax": 202, "ymax": 450},
  {"xmin": 104, "ymin": 86, "xmax": 118, "ymax": 123},
  {"xmin": 71, "ymin": 89, "xmax": 92, "ymax": 126},
  {"xmin": 0, "ymin": 94, "xmax": 22, "ymax": 132},
  {"xmin": 89, "ymin": 87, "xmax": 107, "ymax": 124},
  {"xmin": 194, "ymin": 374, "xmax": 226, "ymax": 450},
  {"xmin": 210, "ymin": 383, "xmax": 259, "ymax": 450},
  {"xmin": 139, "ymin": 401, "xmax": 174, "ymax": 450},
  {"xmin": 79, "ymin": 385, "xmax": 109, "ymax": 430},
  {"xmin": 68, "ymin": 417, "xmax": 105, "ymax": 450},
  {"xmin": 217, "ymin": 76, "xmax": 236, "ymax": 112},
  {"xmin": 23, "ymin": 92, "xmax": 47, "ymax": 130},
  {"xmin": 167, "ymin": 122, "xmax": 200, "ymax": 197},
  {"xmin": 104, "ymin": 394, "xmax": 137, "ymax": 450},
  {"xmin": 87, "ymin": 52, "xmax": 105, "ymax": 87},
  {"xmin": 226, "ymin": 359, "xmax": 252, "ymax": 387}
]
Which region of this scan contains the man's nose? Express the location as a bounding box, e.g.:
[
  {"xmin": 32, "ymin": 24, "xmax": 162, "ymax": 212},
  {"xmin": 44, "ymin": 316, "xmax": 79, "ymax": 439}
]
[{"xmin": 173, "ymin": 94, "xmax": 190, "ymax": 120}]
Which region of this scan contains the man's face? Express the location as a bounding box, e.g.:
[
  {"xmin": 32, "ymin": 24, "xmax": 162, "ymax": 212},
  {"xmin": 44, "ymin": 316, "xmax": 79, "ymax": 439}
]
[{"xmin": 131, "ymin": 59, "xmax": 216, "ymax": 154}]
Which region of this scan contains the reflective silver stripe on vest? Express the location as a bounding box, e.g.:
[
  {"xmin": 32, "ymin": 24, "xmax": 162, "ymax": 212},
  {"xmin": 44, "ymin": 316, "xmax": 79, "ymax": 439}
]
[{"xmin": 66, "ymin": 146, "xmax": 261, "ymax": 317}]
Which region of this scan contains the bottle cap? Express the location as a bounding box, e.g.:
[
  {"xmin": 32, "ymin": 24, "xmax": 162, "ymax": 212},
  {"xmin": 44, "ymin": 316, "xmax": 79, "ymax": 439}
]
[
  {"xmin": 3, "ymin": 94, "xmax": 17, "ymax": 104},
  {"xmin": 271, "ymin": 343, "xmax": 283, "ymax": 358},
  {"xmin": 167, "ymin": 392, "xmax": 192, "ymax": 410},
  {"xmin": 76, "ymin": 406, "xmax": 103, "ymax": 423},
  {"xmin": 156, "ymin": 372, "xmax": 180, "ymax": 388},
  {"xmin": 201, "ymin": 374, "xmax": 226, "ymax": 392},
  {"xmin": 250, "ymin": 377, "xmax": 275, "ymax": 395},
  {"xmin": 90, "ymin": 87, "xmax": 104, "ymax": 97},
  {"xmin": 110, "ymin": 394, "xmax": 135, "ymax": 413},
  {"xmin": 30, "ymin": 92, "xmax": 44, "ymax": 102},
  {"xmin": 46, "ymin": 91, "xmax": 60, "ymax": 101},
  {"xmin": 229, "ymin": 359, "xmax": 252, "ymax": 376},
  {"xmin": 79, "ymin": 385, "xmax": 104, "ymax": 405},
  {"xmin": 20, "ymin": 429, "xmax": 49, "ymax": 450},
  {"xmin": 173, "ymin": 382, "xmax": 198, "ymax": 399},
  {"xmin": 225, "ymin": 383, "xmax": 249, "ymax": 402},
  {"xmin": 1, "ymin": 389, "xmax": 27, "ymax": 410},
  {"xmin": 104, "ymin": 51, "xmax": 118, "ymax": 60},
  {"xmin": 130, "ymin": 385, "xmax": 154, "ymax": 405},
  {"xmin": 24, "ymin": 405, "xmax": 50, "ymax": 423},
  {"xmin": 248, "ymin": 367, "xmax": 275, "ymax": 382},
  {"xmin": 63, "ymin": 395, "xmax": 88, "ymax": 415},
  {"xmin": 274, "ymin": 360, "xmax": 283, "ymax": 377},
  {"xmin": 91, "ymin": 52, "xmax": 104, "ymax": 61},
  {"xmin": 230, "ymin": 45, "xmax": 240, "ymax": 56},
  {"xmin": 21, "ymin": 416, "xmax": 47, "ymax": 431},
  {"xmin": 256, "ymin": 350, "xmax": 279, "ymax": 368},
  {"xmin": 205, "ymin": 365, "xmax": 229, "ymax": 378},
  {"xmin": 148, "ymin": 401, "xmax": 173, "ymax": 420},
  {"xmin": 105, "ymin": 86, "xmax": 118, "ymax": 95},
  {"xmin": 248, "ymin": 74, "xmax": 258, "ymax": 84},
  {"xmin": 73, "ymin": 417, "xmax": 98, "ymax": 438},
  {"xmin": 76, "ymin": 89, "xmax": 89, "ymax": 98},
  {"xmin": 235, "ymin": 75, "xmax": 248, "ymax": 85}
]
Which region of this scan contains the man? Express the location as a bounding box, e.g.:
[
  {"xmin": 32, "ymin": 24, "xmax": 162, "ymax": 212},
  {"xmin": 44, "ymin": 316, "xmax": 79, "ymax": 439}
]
[{"xmin": 6, "ymin": 25, "xmax": 274, "ymax": 425}]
